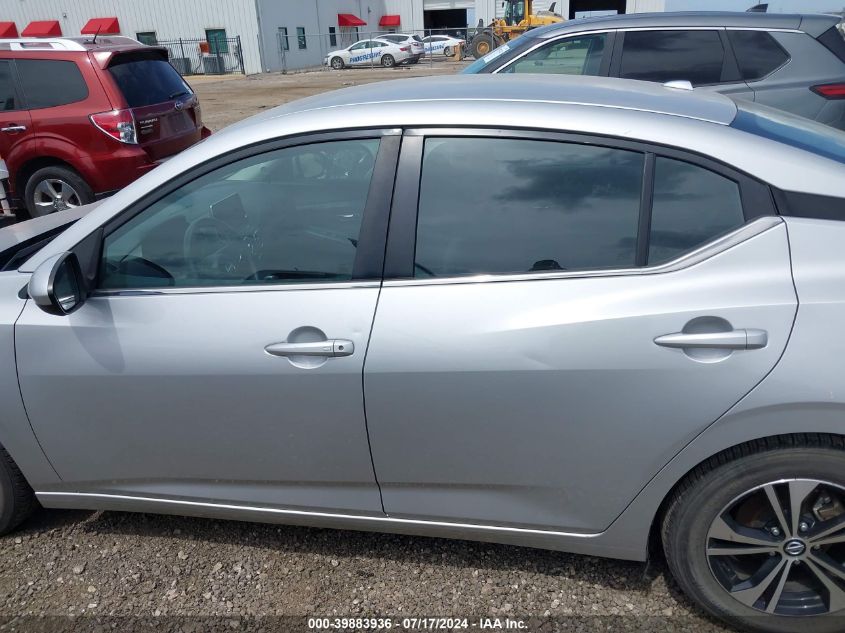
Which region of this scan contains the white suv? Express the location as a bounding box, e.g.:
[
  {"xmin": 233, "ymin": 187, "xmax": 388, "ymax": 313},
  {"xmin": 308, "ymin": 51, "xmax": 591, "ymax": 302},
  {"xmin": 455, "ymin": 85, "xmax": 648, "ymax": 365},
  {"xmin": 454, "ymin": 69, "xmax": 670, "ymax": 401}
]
[{"xmin": 376, "ymin": 33, "xmax": 424, "ymax": 63}]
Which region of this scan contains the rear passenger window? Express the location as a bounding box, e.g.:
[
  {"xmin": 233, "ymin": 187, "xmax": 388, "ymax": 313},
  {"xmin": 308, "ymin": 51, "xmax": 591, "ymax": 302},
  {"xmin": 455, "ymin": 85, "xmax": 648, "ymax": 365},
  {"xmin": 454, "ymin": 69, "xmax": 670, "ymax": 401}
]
[
  {"xmin": 0, "ymin": 61, "xmax": 18, "ymax": 111},
  {"xmin": 727, "ymin": 31, "xmax": 789, "ymax": 81},
  {"xmin": 414, "ymin": 137, "xmax": 644, "ymax": 277},
  {"xmin": 648, "ymin": 157, "xmax": 745, "ymax": 265},
  {"xmin": 17, "ymin": 60, "xmax": 88, "ymax": 108},
  {"xmin": 620, "ymin": 30, "xmax": 725, "ymax": 86}
]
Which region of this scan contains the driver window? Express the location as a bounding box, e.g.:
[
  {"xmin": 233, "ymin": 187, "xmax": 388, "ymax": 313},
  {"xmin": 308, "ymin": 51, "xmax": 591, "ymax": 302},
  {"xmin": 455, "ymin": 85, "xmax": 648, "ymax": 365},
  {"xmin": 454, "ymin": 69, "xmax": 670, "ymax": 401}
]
[
  {"xmin": 99, "ymin": 139, "xmax": 380, "ymax": 290},
  {"xmin": 502, "ymin": 33, "xmax": 607, "ymax": 75}
]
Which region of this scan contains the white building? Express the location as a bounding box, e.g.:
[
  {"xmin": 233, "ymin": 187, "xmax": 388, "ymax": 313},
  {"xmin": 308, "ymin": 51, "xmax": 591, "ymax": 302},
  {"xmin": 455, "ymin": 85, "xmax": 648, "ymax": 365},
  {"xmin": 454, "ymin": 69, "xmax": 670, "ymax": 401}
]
[{"xmin": 0, "ymin": 0, "xmax": 836, "ymax": 75}]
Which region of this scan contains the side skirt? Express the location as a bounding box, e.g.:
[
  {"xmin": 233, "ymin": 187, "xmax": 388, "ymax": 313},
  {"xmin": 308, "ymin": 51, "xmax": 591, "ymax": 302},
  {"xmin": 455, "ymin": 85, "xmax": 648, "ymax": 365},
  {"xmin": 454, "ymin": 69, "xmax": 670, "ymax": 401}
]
[{"xmin": 36, "ymin": 491, "xmax": 643, "ymax": 560}]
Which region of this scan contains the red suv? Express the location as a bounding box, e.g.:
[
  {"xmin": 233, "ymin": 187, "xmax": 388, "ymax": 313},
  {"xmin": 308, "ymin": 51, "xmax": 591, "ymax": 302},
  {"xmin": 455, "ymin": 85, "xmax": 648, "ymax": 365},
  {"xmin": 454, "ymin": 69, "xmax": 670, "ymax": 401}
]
[{"xmin": 0, "ymin": 36, "xmax": 210, "ymax": 218}]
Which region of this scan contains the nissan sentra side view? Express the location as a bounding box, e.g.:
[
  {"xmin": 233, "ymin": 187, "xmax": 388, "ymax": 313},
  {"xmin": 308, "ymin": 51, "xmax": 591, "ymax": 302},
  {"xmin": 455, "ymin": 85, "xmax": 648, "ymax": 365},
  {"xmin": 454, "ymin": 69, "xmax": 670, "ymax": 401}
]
[{"xmin": 2, "ymin": 75, "xmax": 845, "ymax": 633}]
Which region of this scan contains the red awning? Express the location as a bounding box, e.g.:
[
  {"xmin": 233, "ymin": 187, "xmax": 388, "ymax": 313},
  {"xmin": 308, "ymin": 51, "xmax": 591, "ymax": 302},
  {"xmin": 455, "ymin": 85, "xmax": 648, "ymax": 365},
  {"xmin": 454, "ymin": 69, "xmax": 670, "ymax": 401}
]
[
  {"xmin": 21, "ymin": 20, "xmax": 62, "ymax": 37},
  {"xmin": 379, "ymin": 15, "xmax": 401, "ymax": 27},
  {"xmin": 338, "ymin": 14, "xmax": 366, "ymax": 27},
  {"xmin": 0, "ymin": 22, "xmax": 18, "ymax": 38},
  {"xmin": 81, "ymin": 17, "xmax": 120, "ymax": 35}
]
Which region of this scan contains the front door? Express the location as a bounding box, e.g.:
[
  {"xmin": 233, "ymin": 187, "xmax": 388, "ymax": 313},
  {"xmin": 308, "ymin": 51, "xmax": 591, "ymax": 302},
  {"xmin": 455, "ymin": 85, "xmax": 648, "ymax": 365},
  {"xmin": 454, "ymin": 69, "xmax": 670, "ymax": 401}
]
[
  {"xmin": 364, "ymin": 132, "xmax": 797, "ymax": 533},
  {"xmin": 16, "ymin": 134, "xmax": 396, "ymax": 515}
]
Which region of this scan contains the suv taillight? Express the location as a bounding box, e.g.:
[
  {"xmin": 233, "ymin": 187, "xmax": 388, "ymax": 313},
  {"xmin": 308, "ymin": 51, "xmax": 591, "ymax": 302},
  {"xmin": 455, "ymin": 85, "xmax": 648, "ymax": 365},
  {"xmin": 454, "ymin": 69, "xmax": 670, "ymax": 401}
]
[
  {"xmin": 90, "ymin": 109, "xmax": 138, "ymax": 144},
  {"xmin": 400, "ymin": 46, "xmax": 410, "ymax": 52},
  {"xmin": 811, "ymin": 83, "xmax": 845, "ymax": 99}
]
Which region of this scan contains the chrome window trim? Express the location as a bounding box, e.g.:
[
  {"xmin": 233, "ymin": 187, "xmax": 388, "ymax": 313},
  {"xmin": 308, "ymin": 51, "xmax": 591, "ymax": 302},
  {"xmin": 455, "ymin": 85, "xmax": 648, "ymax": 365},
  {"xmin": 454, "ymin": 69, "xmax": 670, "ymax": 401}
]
[
  {"xmin": 36, "ymin": 491, "xmax": 601, "ymax": 538},
  {"xmin": 387, "ymin": 216, "xmax": 781, "ymax": 288},
  {"xmin": 93, "ymin": 280, "xmax": 381, "ymax": 298}
]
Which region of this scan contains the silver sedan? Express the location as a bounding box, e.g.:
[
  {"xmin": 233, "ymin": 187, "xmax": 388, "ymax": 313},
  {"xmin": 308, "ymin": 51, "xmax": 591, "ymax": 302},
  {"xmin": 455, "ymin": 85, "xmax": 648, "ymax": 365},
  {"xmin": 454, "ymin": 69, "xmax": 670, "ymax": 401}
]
[{"xmin": 1, "ymin": 75, "xmax": 845, "ymax": 633}]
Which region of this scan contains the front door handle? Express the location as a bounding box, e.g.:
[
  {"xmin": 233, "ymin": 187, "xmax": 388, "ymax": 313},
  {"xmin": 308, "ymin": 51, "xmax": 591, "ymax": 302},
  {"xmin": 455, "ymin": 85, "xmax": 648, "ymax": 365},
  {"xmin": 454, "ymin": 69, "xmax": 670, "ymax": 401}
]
[
  {"xmin": 654, "ymin": 329, "xmax": 768, "ymax": 350},
  {"xmin": 264, "ymin": 339, "xmax": 355, "ymax": 358},
  {"xmin": 0, "ymin": 125, "xmax": 26, "ymax": 133}
]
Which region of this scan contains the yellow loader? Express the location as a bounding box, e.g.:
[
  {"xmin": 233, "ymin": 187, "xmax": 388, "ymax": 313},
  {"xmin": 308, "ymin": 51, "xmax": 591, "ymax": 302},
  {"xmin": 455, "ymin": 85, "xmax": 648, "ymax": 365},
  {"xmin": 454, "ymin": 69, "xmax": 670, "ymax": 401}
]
[{"xmin": 468, "ymin": 0, "xmax": 564, "ymax": 60}]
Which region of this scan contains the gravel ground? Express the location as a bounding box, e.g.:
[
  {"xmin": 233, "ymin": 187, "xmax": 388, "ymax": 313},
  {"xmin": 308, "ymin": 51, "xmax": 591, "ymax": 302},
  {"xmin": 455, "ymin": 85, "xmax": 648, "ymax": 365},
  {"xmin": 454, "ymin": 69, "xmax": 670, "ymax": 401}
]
[
  {"xmin": 0, "ymin": 507, "xmax": 729, "ymax": 631},
  {"xmin": 1, "ymin": 65, "xmax": 732, "ymax": 632}
]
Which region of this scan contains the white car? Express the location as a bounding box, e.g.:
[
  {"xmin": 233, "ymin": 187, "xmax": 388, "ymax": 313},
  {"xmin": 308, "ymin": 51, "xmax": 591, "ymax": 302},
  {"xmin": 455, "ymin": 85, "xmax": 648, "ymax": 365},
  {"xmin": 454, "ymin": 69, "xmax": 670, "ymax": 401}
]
[
  {"xmin": 324, "ymin": 39, "xmax": 412, "ymax": 69},
  {"xmin": 376, "ymin": 34, "xmax": 425, "ymax": 61},
  {"xmin": 422, "ymin": 34, "xmax": 466, "ymax": 57}
]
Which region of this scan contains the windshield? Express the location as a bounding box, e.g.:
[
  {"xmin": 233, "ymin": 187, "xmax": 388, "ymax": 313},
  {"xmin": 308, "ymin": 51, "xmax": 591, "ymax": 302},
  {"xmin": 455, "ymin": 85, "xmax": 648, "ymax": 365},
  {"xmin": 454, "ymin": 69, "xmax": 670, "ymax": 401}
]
[
  {"xmin": 731, "ymin": 100, "xmax": 845, "ymax": 165},
  {"xmin": 462, "ymin": 41, "xmax": 520, "ymax": 73}
]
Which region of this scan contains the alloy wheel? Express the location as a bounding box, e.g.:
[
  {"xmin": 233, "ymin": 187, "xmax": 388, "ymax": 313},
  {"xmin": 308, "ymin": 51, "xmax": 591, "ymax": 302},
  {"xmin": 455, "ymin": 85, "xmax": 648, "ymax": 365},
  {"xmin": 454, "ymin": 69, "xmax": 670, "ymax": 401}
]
[
  {"xmin": 706, "ymin": 478, "xmax": 845, "ymax": 616},
  {"xmin": 32, "ymin": 178, "xmax": 82, "ymax": 214}
]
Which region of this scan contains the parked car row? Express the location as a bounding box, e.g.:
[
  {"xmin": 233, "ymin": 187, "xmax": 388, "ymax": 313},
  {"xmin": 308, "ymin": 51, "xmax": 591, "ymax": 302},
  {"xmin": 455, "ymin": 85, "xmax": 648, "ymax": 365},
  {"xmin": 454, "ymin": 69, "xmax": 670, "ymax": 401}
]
[
  {"xmin": 325, "ymin": 33, "xmax": 466, "ymax": 69},
  {"xmin": 0, "ymin": 35, "xmax": 211, "ymax": 218}
]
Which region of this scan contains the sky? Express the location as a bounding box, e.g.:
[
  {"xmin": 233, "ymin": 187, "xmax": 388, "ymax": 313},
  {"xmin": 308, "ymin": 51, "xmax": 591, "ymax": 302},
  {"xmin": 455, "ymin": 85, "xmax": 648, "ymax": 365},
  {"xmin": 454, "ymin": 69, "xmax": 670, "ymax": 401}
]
[{"xmin": 664, "ymin": 0, "xmax": 845, "ymax": 12}]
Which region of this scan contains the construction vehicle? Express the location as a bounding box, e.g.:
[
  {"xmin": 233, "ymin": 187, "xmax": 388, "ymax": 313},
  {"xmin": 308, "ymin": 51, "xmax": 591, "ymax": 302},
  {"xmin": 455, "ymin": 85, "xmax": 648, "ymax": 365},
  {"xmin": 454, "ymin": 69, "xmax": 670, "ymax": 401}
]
[{"xmin": 468, "ymin": 1, "xmax": 564, "ymax": 60}]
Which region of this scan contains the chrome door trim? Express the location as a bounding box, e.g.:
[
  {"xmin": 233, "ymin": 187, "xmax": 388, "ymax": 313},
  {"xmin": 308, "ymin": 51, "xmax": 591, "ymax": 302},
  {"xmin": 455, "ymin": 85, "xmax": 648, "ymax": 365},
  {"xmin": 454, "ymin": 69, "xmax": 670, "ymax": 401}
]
[
  {"xmin": 386, "ymin": 216, "xmax": 782, "ymax": 288},
  {"xmin": 93, "ymin": 280, "xmax": 382, "ymax": 297},
  {"xmin": 36, "ymin": 491, "xmax": 602, "ymax": 538}
]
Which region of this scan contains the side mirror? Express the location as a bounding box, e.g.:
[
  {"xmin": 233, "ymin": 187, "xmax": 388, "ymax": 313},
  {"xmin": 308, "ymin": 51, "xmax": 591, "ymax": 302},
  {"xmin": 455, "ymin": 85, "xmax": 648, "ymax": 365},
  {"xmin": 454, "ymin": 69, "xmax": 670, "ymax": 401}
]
[{"xmin": 28, "ymin": 252, "xmax": 86, "ymax": 316}]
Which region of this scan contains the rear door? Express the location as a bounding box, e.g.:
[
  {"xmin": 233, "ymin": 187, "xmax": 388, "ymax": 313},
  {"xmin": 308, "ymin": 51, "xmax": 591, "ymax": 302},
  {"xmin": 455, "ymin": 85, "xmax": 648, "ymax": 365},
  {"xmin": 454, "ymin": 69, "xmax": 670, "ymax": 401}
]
[
  {"xmin": 105, "ymin": 51, "xmax": 203, "ymax": 161},
  {"xmin": 0, "ymin": 59, "xmax": 33, "ymax": 195},
  {"xmin": 611, "ymin": 28, "xmax": 754, "ymax": 99},
  {"xmin": 364, "ymin": 130, "xmax": 797, "ymax": 533}
]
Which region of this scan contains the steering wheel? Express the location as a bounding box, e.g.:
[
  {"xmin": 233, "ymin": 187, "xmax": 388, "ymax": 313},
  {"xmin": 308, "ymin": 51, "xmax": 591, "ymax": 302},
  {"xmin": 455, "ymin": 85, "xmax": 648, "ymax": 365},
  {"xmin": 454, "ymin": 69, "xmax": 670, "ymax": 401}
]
[{"xmin": 183, "ymin": 216, "xmax": 257, "ymax": 282}]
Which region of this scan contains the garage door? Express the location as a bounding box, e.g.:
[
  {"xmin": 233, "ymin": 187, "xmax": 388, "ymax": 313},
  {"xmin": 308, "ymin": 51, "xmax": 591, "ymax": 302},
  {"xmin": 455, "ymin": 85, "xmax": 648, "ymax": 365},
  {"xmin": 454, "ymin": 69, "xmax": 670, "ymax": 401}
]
[{"xmin": 424, "ymin": 0, "xmax": 475, "ymax": 9}]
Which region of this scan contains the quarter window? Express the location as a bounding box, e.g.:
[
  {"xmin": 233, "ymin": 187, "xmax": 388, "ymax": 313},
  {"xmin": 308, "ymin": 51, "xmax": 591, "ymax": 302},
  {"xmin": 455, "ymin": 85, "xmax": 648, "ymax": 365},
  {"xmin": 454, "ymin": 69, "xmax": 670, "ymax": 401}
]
[
  {"xmin": 648, "ymin": 157, "xmax": 745, "ymax": 265},
  {"xmin": 727, "ymin": 30, "xmax": 789, "ymax": 81},
  {"xmin": 414, "ymin": 137, "xmax": 644, "ymax": 277},
  {"xmin": 619, "ymin": 30, "xmax": 725, "ymax": 86},
  {"xmin": 17, "ymin": 60, "xmax": 88, "ymax": 109},
  {"xmin": 502, "ymin": 33, "xmax": 607, "ymax": 75},
  {"xmin": 0, "ymin": 61, "xmax": 18, "ymax": 111},
  {"xmin": 99, "ymin": 139, "xmax": 380, "ymax": 290}
]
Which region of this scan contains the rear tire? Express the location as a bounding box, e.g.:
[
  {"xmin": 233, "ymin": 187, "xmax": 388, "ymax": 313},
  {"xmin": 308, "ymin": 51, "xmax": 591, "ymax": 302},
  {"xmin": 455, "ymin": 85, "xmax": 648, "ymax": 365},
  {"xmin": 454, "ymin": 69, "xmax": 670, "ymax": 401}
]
[
  {"xmin": 662, "ymin": 436, "xmax": 845, "ymax": 633},
  {"xmin": 443, "ymin": 46, "xmax": 453, "ymax": 57},
  {"xmin": 381, "ymin": 54, "xmax": 395, "ymax": 68},
  {"xmin": 0, "ymin": 445, "xmax": 35, "ymax": 535},
  {"xmin": 24, "ymin": 165, "xmax": 94, "ymax": 218},
  {"xmin": 470, "ymin": 34, "xmax": 496, "ymax": 59},
  {"xmin": 330, "ymin": 56, "xmax": 344, "ymax": 70}
]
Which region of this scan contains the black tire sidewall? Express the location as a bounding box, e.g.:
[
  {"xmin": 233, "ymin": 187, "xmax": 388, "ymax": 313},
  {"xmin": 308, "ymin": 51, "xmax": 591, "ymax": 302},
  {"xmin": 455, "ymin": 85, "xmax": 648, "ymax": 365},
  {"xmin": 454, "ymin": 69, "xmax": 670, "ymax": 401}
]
[
  {"xmin": 24, "ymin": 166, "xmax": 94, "ymax": 218},
  {"xmin": 0, "ymin": 452, "xmax": 18, "ymax": 533},
  {"xmin": 666, "ymin": 448, "xmax": 845, "ymax": 633}
]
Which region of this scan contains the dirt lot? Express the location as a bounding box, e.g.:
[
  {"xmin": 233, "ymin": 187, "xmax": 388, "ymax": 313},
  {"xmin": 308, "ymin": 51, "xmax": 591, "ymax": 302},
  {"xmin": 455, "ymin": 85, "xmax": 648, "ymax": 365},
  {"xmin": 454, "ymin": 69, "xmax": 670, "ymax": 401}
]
[
  {"xmin": 193, "ymin": 62, "xmax": 469, "ymax": 131},
  {"xmin": 0, "ymin": 66, "xmax": 729, "ymax": 633}
]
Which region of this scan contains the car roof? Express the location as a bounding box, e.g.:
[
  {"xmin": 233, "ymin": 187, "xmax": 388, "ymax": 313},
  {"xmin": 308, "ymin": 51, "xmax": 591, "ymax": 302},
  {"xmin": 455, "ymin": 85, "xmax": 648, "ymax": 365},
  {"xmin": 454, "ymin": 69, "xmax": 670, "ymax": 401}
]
[
  {"xmin": 0, "ymin": 36, "xmax": 152, "ymax": 53},
  {"xmin": 235, "ymin": 74, "xmax": 738, "ymax": 127},
  {"xmin": 528, "ymin": 11, "xmax": 840, "ymax": 39}
]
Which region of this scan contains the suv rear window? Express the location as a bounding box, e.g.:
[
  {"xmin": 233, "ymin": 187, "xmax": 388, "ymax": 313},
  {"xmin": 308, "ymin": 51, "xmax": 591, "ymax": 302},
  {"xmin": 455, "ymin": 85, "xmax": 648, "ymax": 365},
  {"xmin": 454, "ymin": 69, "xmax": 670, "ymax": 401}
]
[
  {"xmin": 727, "ymin": 30, "xmax": 789, "ymax": 81},
  {"xmin": 619, "ymin": 30, "xmax": 725, "ymax": 86},
  {"xmin": 108, "ymin": 54, "xmax": 192, "ymax": 108},
  {"xmin": 17, "ymin": 59, "xmax": 88, "ymax": 108},
  {"xmin": 817, "ymin": 26, "xmax": 845, "ymax": 64}
]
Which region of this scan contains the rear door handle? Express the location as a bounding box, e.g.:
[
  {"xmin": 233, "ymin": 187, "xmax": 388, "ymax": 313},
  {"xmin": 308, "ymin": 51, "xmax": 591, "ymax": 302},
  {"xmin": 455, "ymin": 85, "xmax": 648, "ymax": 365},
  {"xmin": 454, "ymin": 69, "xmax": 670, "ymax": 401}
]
[
  {"xmin": 654, "ymin": 329, "xmax": 768, "ymax": 350},
  {"xmin": 264, "ymin": 339, "xmax": 355, "ymax": 358},
  {"xmin": 0, "ymin": 125, "xmax": 26, "ymax": 133}
]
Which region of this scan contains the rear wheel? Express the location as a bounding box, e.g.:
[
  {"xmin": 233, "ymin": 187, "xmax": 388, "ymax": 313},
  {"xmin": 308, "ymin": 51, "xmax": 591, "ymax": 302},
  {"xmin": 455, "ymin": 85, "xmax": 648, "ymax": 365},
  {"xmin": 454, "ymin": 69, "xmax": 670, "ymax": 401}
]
[
  {"xmin": 381, "ymin": 54, "xmax": 395, "ymax": 68},
  {"xmin": 24, "ymin": 165, "xmax": 94, "ymax": 218},
  {"xmin": 663, "ymin": 437, "xmax": 845, "ymax": 633},
  {"xmin": 443, "ymin": 46, "xmax": 453, "ymax": 57},
  {"xmin": 470, "ymin": 34, "xmax": 496, "ymax": 59},
  {"xmin": 0, "ymin": 445, "xmax": 35, "ymax": 535},
  {"xmin": 330, "ymin": 56, "xmax": 344, "ymax": 70}
]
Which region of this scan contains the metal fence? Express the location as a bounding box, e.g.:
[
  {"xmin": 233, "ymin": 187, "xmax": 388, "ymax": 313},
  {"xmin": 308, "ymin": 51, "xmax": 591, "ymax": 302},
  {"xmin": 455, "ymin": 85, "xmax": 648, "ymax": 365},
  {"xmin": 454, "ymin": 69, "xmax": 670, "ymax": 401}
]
[
  {"xmin": 274, "ymin": 28, "xmax": 481, "ymax": 74},
  {"xmin": 158, "ymin": 36, "xmax": 246, "ymax": 76}
]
